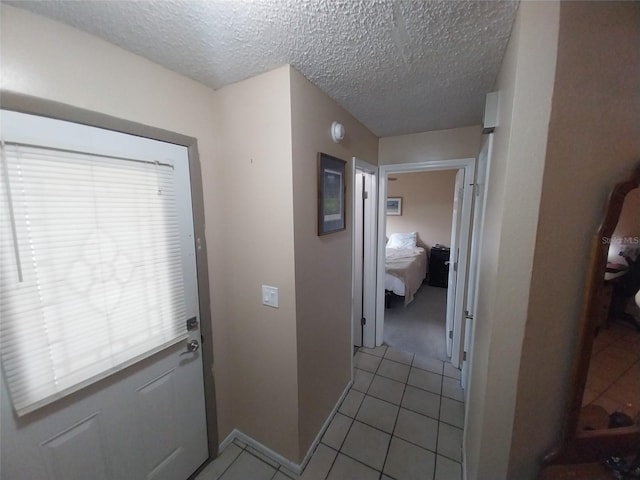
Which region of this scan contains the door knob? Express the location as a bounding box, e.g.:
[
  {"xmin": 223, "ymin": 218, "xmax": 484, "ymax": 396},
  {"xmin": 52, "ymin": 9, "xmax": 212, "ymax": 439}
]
[{"xmin": 181, "ymin": 339, "xmax": 200, "ymax": 355}]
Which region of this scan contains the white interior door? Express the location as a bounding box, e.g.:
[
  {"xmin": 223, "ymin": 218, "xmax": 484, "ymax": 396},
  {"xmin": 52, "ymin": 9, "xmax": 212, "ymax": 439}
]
[
  {"xmin": 445, "ymin": 171, "xmax": 463, "ymax": 358},
  {"xmin": 352, "ymin": 159, "xmax": 378, "ymax": 349},
  {"xmin": 353, "ymin": 173, "xmax": 365, "ymax": 347},
  {"xmin": 462, "ymin": 134, "xmax": 493, "ymax": 390},
  {"xmin": 0, "ymin": 111, "xmax": 208, "ymax": 480},
  {"xmin": 447, "ymin": 168, "xmax": 475, "ymax": 369},
  {"xmin": 362, "ymin": 171, "xmax": 377, "ymax": 347}
]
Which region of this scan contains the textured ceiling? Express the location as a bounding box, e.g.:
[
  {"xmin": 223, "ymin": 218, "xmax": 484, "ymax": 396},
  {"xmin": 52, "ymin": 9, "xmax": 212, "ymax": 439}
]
[{"xmin": 6, "ymin": 0, "xmax": 519, "ymax": 137}]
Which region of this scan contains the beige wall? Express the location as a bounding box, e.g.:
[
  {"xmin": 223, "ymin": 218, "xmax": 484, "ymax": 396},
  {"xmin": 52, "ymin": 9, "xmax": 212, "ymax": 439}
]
[
  {"xmin": 289, "ymin": 67, "xmax": 378, "ymax": 457},
  {"xmin": 378, "ymin": 126, "xmax": 482, "ymax": 165},
  {"xmin": 510, "ymin": 2, "xmax": 640, "ymax": 478},
  {"xmin": 386, "ymin": 171, "xmax": 456, "ymax": 249},
  {"xmin": 0, "ymin": 1, "xmax": 238, "ymax": 443},
  {"xmin": 215, "ymin": 66, "xmax": 300, "ymax": 459},
  {"xmin": 465, "ymin": 2, "xmax": 561, "ymax": 479}
]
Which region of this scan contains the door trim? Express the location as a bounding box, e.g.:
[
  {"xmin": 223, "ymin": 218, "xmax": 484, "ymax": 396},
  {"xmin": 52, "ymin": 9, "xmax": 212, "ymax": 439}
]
[
  {"xmin": 1, "ymin": 92, "xmax": 219, "ymax": 472},
  {"xmin": 376, "ymin": 159, "xmax": 476, "ymax": 368}
]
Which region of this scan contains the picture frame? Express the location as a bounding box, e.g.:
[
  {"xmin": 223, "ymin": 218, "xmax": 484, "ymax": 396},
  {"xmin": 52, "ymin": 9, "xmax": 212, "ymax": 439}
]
[
  {"xmin": 317, "ymin": 153, "xmax": 347, "ymax": 236},
  {"xmin": 386, "ymin": 197, "xmax": 402, "ymax": 216}
]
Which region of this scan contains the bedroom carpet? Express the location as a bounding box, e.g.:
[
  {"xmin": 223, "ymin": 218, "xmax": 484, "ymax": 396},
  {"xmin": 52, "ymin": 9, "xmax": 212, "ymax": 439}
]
[{"xmin": 383, "ymin": 283, "xmax": 449, "ymax": 361}]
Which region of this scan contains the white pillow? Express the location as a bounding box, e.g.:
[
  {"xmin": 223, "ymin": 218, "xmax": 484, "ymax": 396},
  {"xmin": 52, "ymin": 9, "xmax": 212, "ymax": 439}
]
[{"xmin": 387, "ymin": 232, "xmax": 417, "ymax": 249}]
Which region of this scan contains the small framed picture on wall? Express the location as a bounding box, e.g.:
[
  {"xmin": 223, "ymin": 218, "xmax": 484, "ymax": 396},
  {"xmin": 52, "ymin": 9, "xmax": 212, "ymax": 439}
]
[
  {"xmin": 317, "ymin": 153, "xmax": 347, "ymax": 235},
  {"xmin": 387, "ymin": 197, "xmax": 402, "ymax": 216}
]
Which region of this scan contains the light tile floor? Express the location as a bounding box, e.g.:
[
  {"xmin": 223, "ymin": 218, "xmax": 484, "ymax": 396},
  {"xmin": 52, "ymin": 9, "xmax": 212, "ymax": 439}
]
[
  {"xmin": 584, "ymin": 321, "xmax": 640, "ymax": 421},
  {"xmin": 196, "ymin": 345, "xmax": 464, "ymax": 480}
]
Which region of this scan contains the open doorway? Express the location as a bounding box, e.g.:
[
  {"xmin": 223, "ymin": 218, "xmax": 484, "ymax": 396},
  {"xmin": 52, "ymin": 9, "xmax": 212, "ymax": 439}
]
[
  {"xmin": 382, "ymin": 169, "xmax": 457, "ymax": 361},
  {"xmin": 372, "ymin": 159, "xmax": 476, "ymax": 372},
  {"xmin": 352, "ymin": 153, "xmax": 489, "ymax": 392}
]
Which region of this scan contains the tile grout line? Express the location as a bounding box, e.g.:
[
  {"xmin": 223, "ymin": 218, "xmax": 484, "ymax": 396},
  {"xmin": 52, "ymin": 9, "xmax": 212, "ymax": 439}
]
[
  {"xmin": 327, "ymin": 447, "xmax": 389, "ymax": 478},
  {"xmin": 214, "ymin": 443, "xmax": 246, "ymax": 480},
  {"xmin": 322, "ymin": 346, "xmax": 387, "ymax": 480},
  {"xmin": 378, "ymin": 351, "xmax": 413, "ymax": 480},
  {"xmin": 243, "ymin": 446, "xmax": 283, "ymax": 476},
  {"xmin": 360, "ymin": 347, "xmax": 391, "ymax": 478},
  {"xmin": 321, "ymin": 411, "xmax": 354, "ymax": 479},
  {"xmin": 432, "ymin": 366, "xmax": 446, "ymax": 480}
]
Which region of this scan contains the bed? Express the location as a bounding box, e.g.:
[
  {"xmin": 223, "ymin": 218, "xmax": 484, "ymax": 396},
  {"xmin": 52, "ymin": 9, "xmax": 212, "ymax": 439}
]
[{"xmin": 384, "ymin": 232, "xmax": 428, "ymax": 306}]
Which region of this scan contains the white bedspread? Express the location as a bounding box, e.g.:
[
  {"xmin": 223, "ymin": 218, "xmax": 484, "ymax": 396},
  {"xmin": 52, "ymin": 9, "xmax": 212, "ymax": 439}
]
[{"xmin": 385, "ymin": 247, "xmax": 427, "ymax": 305}]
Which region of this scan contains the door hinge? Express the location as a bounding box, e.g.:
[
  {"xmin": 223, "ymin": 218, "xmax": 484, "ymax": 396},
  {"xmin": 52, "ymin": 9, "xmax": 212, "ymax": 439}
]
[
  {"xmin": 361, "ymin": 317, "xmax": 366, "ymax": 326},
  {"xmin": 449, "ymin": 330, "xmax": 453, "ymax": 339},
  {"xmin": 463, "ymin": 351, "xmax": 467, "ymax": 361},
  {"xmin": 362, "ymin": 190, "xmax": 368, "ymax": 200}
]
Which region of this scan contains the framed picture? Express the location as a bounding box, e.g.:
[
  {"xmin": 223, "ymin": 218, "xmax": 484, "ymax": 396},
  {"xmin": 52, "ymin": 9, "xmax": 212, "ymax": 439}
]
[
  {"xmin": 318, "ymin": 153, "xmax": 347, "ymax": 235},
  {"xmin": 387, "ymin": 197, "xmax": 402, "ymax": 216}
]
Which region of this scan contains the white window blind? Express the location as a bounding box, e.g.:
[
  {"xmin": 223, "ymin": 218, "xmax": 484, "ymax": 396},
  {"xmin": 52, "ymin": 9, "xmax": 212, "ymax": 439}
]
[{"xmin": 0, "ymin": 143, "xmax": 187, "ymax": 416}]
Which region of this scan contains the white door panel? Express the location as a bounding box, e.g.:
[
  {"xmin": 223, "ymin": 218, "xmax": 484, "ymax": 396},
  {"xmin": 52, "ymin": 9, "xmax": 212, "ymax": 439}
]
[
  {"xmin": 462, "ymin": 134, "xmax": 493, "ymax": 390},
  {"xmin": 362, "ymin": 171, "xmax": 377, "ymax": 348},
  {"xmin": 0, "ymin": 110, "xmax": 208, "ymax": 480},
  {"xmin": 353, "ymin": 173, "xmax": 365, "ymax": 347},
  {"xmin": 446, "ymin": 170, "xmax": 463, "ymax": 358},
  {"xmin": 352, "ymin": 159, "xmax": 378, "ymax": 349},
  {"xmin": 41, "ymin": 414, "xmax": 110, "ymax": 480},
  {"xmin": 451, "ymin": 169, "xmax": 474, "ymax": 369}
]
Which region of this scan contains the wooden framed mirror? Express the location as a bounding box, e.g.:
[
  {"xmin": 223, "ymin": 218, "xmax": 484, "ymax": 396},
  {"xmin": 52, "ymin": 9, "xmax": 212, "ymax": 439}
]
[{"xmin": 545, "ymin": 163, "xmax": 640, "ymax": 467}]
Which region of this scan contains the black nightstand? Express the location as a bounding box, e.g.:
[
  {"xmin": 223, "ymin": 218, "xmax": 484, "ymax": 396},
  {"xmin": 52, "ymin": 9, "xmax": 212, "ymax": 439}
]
[{"xmin": 428, "ymin": 246, "xmax": 450, "ymax": 288}]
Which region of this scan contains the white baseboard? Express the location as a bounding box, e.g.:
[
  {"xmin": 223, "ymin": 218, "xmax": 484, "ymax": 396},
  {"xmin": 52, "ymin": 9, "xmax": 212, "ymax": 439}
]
[
  {"xmin": 218, "ymin": 428, "xmax": 302, "ymax": 474},
  {"xmin": 217, "ymin": 380, "xmax": 353, "ymax": 475}
]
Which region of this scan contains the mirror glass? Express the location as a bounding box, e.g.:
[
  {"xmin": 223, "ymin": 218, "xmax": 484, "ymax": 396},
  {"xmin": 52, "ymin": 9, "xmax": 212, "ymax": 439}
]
[{"xmin": 579, "ymin": 187, "xmax": 640, "ymax": 432}]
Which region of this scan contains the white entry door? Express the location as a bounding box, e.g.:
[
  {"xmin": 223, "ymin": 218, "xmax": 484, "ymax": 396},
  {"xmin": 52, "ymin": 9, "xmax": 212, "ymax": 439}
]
[{"xmin": 0, "ymin": 111, "xmax": 208, "ymax": 480}]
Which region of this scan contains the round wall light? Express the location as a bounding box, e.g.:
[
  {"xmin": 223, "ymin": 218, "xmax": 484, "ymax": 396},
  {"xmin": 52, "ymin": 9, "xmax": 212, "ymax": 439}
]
[{"xmin": 331, "ymin": 121, "xmax": 345, "ymax": 143}]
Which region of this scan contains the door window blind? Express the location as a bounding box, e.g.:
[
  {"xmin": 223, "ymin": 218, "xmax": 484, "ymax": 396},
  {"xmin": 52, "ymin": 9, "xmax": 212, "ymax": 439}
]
[{"xmin": 0, "ymin": 143, "xmax": 187, "ymax": 416}]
